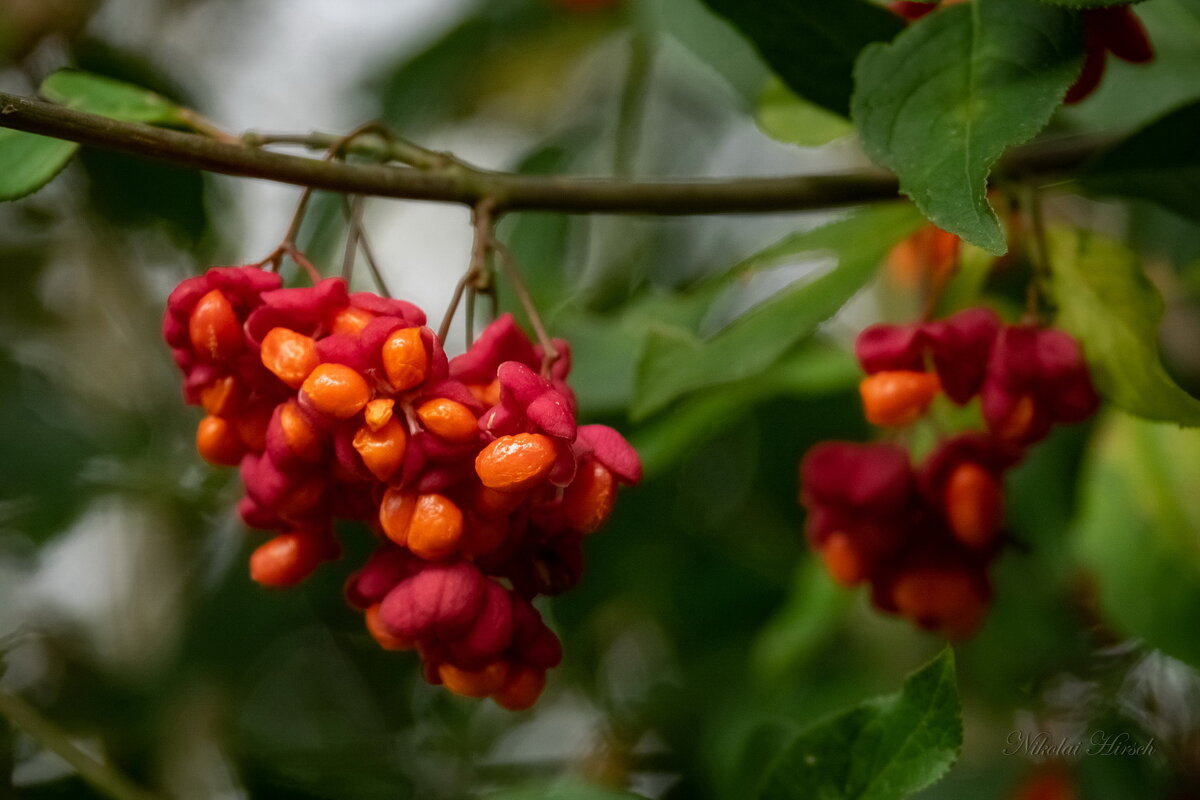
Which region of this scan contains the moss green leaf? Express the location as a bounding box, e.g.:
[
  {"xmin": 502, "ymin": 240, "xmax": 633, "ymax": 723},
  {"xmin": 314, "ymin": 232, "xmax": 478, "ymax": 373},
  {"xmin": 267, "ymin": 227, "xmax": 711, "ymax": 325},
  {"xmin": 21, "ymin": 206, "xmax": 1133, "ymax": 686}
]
[
  {"xmin": 1048, "ymin": 226, "xmax": 1200, "ymax": 425},
  {"xmin": 0, "ymin": 129, "xmax": 78, "ymax": 201},
  {"xmin": 698, "ymin": 0, "xmax": 903, "ymax": 116},
  {"xmin": 852, "ymin": 0, "xmax": 1083, "ymax": 255},
  {"xmin": 40, "ymin": 69, "xmax": 187, "ymax": 124},
  {"xmin": 630, "ymin": 203, "xmax": 923, "ymax": 420},
  {"xmin": 759, "ymin": 648, "xmax": 961, "ymax": 800},
  {"xmin": 1074, "ymin": 411, "xmax": 1200, "ymax": 669},
  {"xmin": 1040, "ymin": 0, "xmax": 1147, "ymax": 6},
  {"xmin": 757, "ymin": 78, "xmax": 854, "ymax": 147}
]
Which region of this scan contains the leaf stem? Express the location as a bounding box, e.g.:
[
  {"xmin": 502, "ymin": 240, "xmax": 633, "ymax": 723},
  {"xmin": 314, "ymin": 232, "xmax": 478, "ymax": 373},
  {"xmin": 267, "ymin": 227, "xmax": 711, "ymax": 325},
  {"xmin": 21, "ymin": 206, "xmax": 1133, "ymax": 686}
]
[{"xmin": 0, "ymin": 689, "xmax": 162, "ymax": 800}]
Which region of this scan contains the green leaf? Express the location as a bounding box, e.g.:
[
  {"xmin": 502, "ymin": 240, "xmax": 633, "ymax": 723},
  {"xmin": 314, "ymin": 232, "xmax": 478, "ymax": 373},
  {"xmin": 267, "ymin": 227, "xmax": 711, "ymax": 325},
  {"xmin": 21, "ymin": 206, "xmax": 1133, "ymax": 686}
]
[
  {"xmin": 630, "ymin": 204, "xmax": 923, "ymax": 420},
  {"xmin": 698, "ymin": 0, "xmax": 903, "ymax": 116},
  {"xmin": 40, "ymin": 69, "xmax": 186, "ymax": 124},
  {"xmin": 1048, "ymin": 227, "xmax": 1200, "ymax": 425},
  {"xmin": 486, "ymin": 779, "xmax": 649, "ymax": 800},
  {"xmin": 1039, "ymin": 0, "xmax": 1146, "ymax": 6},
  {"xmin": 751, "ymin": 558, "xmax": 847, "ymax": 686},
  {"xmin": 759, "ymin": 648, "xmax": 962, "ymax": 800},
  {"xmin": 0, "ymin": 70, "xmax": 190, "ymax": 201},
  {"xmin": 1074, "ymin": 411, "xmax": 1200, "ymax": 669},
  {"xmin": 632, "ymin": 342, "xmax": 860, "ymax": 477},
  {"xmin": 757, "ymin": 78, "xmax": 854, "ymax": 147},
  {"xmin": 0, "ymin": 129, "xmax": 78, "ymax": 201},
  {"xmin": 852, "ymin": 0, "xmax": 1083, "ymax": 255},
  {"xmin": 1080, "ymin": 98, "xmax": 1200, "ymax": 222}
]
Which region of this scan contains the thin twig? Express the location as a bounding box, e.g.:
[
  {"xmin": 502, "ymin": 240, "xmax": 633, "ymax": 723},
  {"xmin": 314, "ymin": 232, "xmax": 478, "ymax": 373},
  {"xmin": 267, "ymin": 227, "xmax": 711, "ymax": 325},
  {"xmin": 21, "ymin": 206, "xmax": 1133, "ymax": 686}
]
[
  {"xmin": 0, "ymin": 92, "xmax": 1113, "ymax": 216},
  {"xmin": 339, "ymin": 196, "xmax": 392, "ymax": 296},
  {"xmin": 0, "ymin": 689, "xmax": 162, "ymax": 800},
  {"xmin": 465, "ymin": 286, "xmax": 477, "ymax": 345},
  {"xmin": 341, "ymin": 195, "xmax": 363, "ymax": 281},
  {"xmin": 261, "ymin": 122, "xmax": 403, "ymax": 282},
  {"xmin": 175, "ymin": 107, "xmax": 240, "ymax": 145},
  {"xmin": 439, "ymin": 201, "xmax": 496, "ymax": 342},
  {"xmin": 439, "ymin": 275, "xmax": 470, "ymax": 343},
  {"xmin": 244, "ymin": 129, "xmax": 463, "ymax": 172},
  {"xmin": 489, "ymin": 234, "xmax": 559, "ymax": 375},
  {"xmin": 347, "ymin": 201, "xmax": 391, "ymax": 298}
]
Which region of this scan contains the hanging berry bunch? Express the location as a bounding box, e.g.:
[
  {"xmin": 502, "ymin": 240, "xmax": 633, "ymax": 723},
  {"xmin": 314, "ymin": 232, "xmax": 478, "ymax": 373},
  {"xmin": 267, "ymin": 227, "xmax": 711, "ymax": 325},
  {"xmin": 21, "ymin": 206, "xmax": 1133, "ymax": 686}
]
[
  {"xmin": 799, "ymin": 232, "xmax": 1100, "ymax": 640},
  {"xmin": 163, "ymin": 256, "xmax": 640, "ymax": 710}
]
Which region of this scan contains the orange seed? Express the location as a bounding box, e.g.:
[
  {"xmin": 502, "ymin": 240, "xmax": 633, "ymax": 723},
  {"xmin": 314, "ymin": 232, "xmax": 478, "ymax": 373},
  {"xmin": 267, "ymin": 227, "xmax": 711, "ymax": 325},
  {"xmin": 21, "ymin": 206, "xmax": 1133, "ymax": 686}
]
[
  {"xmin": 475, "ymin": 433, "xmax": 558, "ymax": 492},
  {"xmin": 301, "ymin": 363, "xmax": 372, "ymax": 419},
  {"xmin": 365, "ymin": 603, "xmax": 414, "ymax": 651},
  {"xmin": 562, "ymin": 461, "xmax": 616, "ymax": 534},
  {"xmin": 440, "ymin": 661, "xmax": 509, "ymax": 698},
  {"xmin": 417, "ymin": 398, "xmax": 478, "ymax": 443},
  {"xmin": 944, "ymin": 462, "xmax": 1003, "ymax": 548},
  {"xmin": 188, "ymin": 289, "xmax": 243, "ymax": 362},
  {"xmin": 381, "ymin": 328, "xmax": 428, "ymax": 392},
  {"xmin": 196, "ymin": 416, "xmax": 244, "ymax": 466},
  {"xmin": 859, "ymin": 370, "xmax": 941, "ymax": 427},
  {"xmin": 493, "ymin": 666, "xmax": 546, "ymax": 711},
  {"xmin": 352, "ymin": 417, "xmax": 408, "ymax": 482},
  {"xmin": 407, "ymin": 494, "xmax": 465, "ymax": 560},
  {"xmin": 260, "ymin": 327, "xmax": 320, "ymax": 388}
]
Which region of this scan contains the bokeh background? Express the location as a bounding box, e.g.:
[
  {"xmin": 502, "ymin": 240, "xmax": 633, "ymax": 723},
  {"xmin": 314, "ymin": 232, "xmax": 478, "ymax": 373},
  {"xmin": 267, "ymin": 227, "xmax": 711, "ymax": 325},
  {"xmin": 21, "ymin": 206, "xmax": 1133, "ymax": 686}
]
[{"xmin": 2, "ymin": 0, "xmax": 1200, "ymax": 798}]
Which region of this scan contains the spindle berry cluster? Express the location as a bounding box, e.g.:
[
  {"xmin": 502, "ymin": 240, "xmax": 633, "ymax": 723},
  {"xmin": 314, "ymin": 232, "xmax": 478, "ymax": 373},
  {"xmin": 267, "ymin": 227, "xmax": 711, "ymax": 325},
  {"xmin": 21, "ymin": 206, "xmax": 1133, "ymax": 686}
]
[
  {"xmin": 164, "ymin": 266, "xmax": 641, "ymax": 709},
  {"xmin": 800, "ymin": 307, "xmax": 1099, "ymax": 639}
]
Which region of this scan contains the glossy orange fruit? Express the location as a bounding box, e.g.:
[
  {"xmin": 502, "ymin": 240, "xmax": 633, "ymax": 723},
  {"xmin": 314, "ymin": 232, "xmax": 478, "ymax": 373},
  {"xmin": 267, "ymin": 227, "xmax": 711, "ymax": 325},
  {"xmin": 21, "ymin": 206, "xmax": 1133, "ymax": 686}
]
[
  {"xmin": 188, "ymin": 289, "xmax": 243, "ymax": 362},
  {"xmin": 417, "ymin": 398, "xmax": 478, "ymax": 443},
  {"xmin": 196, "ymin": 415, "xmax": 244, "ymax": 466},
  {"xmin": 475, "ymin": 433, "xmax": 558, "ymax": 492},
  {"xmin": 301, "ymin": 363, "xmax": 372, "ymax": 419},
  {"xmin": 381, "ymin": 327, "xmax": 428, "ymax": 392},
  {"xmin": 260, "ymin": 327, "xmax": 320, "ymax": 388},
  {"xmin": 859, "ymin": 370, "xmax": 940, "ymax": 427}
]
